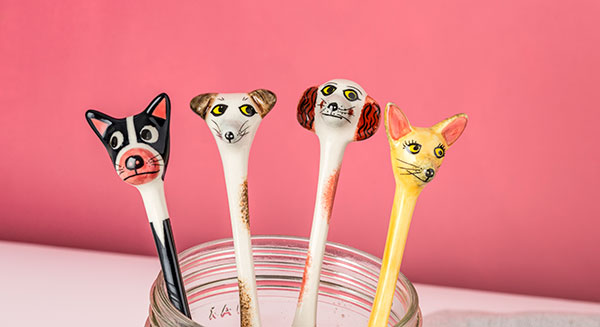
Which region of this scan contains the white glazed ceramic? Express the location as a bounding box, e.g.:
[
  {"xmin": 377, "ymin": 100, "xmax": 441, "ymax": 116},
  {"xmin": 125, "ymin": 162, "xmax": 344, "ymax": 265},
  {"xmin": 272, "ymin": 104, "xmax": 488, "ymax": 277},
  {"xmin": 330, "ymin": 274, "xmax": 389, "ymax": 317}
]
[
  {"xmin": 293, "ymin": 79, "xmax": 381, "ymax": 327},
  {"xmin": 190, "ymin": 90, "xmax": 277, "ymax": 327}
]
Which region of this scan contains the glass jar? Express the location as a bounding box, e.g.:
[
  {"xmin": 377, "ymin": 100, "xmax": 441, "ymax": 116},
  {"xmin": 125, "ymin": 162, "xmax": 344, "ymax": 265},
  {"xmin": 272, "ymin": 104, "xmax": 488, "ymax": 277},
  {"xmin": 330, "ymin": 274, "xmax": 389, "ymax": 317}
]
[{"xmin": 146, "ymin": 236, "xmax": 422, "ymax": 326}]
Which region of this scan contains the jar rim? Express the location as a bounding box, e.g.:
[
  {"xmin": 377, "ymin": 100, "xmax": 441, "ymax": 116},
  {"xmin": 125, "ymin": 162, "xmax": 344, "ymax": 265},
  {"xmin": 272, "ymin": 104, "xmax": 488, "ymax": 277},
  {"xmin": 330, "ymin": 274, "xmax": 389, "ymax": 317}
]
[{"xmin": 151, "ymin": 235, "xmax": 420, "ymax": 326}]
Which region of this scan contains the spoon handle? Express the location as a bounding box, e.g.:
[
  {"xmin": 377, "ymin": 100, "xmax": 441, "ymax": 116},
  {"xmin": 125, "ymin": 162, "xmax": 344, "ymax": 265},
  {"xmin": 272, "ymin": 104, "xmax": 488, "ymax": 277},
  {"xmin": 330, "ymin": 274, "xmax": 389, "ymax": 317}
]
[
  {"xmin": 139, "ymin": 181, "xmax": 191, "ymax": 318},
  {"xmin": 368, "ymin": 187, "xmax": 419, "ymax": 327},
  {"xmin": 293, "ymin": 140, "xmax": 346, "ymax": 327},
  {"xmin": 222, "ymin": 156, "xmax": 262, "ymax": 327},
  {"xmin": 151, "ymin": 219, "xmax": 191, "ymax": 318}
]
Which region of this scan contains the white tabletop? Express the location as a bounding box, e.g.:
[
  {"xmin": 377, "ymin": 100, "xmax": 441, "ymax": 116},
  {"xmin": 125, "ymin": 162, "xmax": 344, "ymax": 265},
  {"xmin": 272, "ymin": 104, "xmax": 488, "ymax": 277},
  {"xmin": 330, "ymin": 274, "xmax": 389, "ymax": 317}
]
[{"xmin": 1, "ymin": 241, "xmax": 598, "ymax": 326}]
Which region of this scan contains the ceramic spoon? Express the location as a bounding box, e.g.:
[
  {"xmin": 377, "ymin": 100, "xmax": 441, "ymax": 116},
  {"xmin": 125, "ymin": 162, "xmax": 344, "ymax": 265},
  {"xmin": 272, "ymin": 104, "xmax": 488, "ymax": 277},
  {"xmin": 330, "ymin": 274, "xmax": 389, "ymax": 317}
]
[
  {"xmin": 85, "ymin": 94, "xmax": 191, "ymax": 317},
  {"xmin": 190, "ymin": 89, "xmax": 276, "ymax": 327},
  {"xmin": 368, "ymin": 103, "xmax": 468, "ymax": 327},
  {"xmin": 293, "ymin": 79, "xmax": 381, "ymax": 326}
]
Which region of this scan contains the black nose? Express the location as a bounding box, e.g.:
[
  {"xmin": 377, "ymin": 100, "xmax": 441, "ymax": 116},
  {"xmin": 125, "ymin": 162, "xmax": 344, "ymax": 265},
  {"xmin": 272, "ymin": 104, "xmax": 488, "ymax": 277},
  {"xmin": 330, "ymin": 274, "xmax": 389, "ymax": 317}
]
[
  {"xmin": 125, "ymin": 155, "xmax": 144, "ymax": 170},
  {"xmin": 327, "ymin": 102, "xmax": 338, "ymax": 111},
  {"xmin": 224, "ymin": 131, "xmax": 235, "ymax": 142},
  {"xmin": 425, "ymin": 168, "xmax": 435, "ymax": 178}
]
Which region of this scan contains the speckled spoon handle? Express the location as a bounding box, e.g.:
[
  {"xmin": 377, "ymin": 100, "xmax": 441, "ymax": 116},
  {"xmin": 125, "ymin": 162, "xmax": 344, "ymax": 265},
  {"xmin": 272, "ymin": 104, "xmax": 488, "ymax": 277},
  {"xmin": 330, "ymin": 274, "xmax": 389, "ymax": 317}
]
[
  {"xmin": 293, "ymin": 79, "xmax": 381, "ymax": 327},
  {"xmin": 190, "ymin": 90, "xmax": 277, "ymax": 327}
]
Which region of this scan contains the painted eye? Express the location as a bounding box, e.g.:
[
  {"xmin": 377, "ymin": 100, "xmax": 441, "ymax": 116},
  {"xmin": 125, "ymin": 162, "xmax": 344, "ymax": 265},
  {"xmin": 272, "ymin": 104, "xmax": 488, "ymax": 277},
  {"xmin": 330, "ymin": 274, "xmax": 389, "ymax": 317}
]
[
  {"xmin": 109, "ymin": 131, "xmax": 124, "ymax": 150},
  {"xmin": 140, "ymin": 125, "xmax": 159, "ymax": 143},
  {"xmin": 408, "ymin": 144, "xmax": 421, "ymax": 154},
  {"xmin": 321, "ymin": 85, "xmax": 337, "ymax": 96},
  {"xmin": 211, "ymin": 104, "xmax": 228, "ymax": 116},
  {"xmin": 434, "ymin": 145, "xmax": 445, "ymax": 158},
  {"xmin": 343, "ymin": 89, "xmax": 359, "ymax": 101},
  {"xmin": 404, "ymin": 141, "xmax": 421, "ymax": 154},
  {"xmin": 239, "ymin": 104, "xmax": 256, "ymax": 117}
]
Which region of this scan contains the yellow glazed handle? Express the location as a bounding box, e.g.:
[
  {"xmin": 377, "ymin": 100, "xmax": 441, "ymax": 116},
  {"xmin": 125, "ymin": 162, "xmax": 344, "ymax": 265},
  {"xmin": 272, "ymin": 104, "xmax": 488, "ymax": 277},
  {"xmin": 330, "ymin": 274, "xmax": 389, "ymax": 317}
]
[
  {"xmin": 368, "ymin": 103, "xmax": 468, "ymax": 327},
  {"xmin": 369, "ymin": 186, "xmax": 419, "ymax": 326}
]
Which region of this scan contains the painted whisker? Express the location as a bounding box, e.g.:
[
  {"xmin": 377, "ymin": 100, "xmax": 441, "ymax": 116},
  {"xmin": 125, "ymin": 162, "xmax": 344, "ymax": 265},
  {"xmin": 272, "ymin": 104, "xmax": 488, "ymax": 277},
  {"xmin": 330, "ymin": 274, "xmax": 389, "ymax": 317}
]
[
  {"xmin": 396, "ymin": 158, "xmax": 420, "ymax": 167},
  {"xmin": 397, "ymin": 166, "xmax": 421, "ymax": 172},
  {"xmin": 211, "ymin": 120, "xmax": 222, "ymax": 133},
  {"xmin": 321, "ymin": 112, "xmax": 351, "ymax": 123}
]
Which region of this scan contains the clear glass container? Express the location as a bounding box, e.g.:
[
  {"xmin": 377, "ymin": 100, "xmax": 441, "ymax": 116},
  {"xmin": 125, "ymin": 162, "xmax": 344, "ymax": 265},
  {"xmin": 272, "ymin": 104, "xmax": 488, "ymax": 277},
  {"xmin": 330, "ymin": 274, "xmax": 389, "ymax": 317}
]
[{"xmin": 145, "ymin": 236, "xmax": 422, "ymax": 326}]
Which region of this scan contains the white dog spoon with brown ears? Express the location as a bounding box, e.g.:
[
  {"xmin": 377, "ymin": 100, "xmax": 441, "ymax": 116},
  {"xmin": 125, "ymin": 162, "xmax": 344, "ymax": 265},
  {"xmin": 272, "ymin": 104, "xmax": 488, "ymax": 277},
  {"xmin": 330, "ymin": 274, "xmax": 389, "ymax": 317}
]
[
  {"xmin": 191, "ymin": 89, "xmax": 276, "ymax": 327},
  {"xmin": 293, "ymin": 79, "xmax": 381, "ymax": 327}
]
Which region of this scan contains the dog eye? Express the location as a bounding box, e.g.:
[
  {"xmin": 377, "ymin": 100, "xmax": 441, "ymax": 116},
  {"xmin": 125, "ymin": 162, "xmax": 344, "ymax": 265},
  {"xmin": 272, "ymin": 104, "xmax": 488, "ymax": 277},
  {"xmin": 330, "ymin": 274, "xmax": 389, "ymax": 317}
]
[
  {"xmin": 343, "ymin": 89, "xmax": 359, "ymax": 101},
  {"xmin": 140, "ymin": 125, "xmax": 159, "ymax": 143},
  {"xmin": 239, "ymin": 104, "xmax": 256, "ymax": 117},
  {"xmin": 403, "ymin": 140, "xmax": 421, "ymax": 154},
  {"xmin": 407, "ymin": 144, "xmax": 421, "ymax": 154},
  {"xmin": 321, "ymin": 85, "xmax": 337, "ymax": 96},
  {"xmin": 109, "ymin": 131, "xmax": 124, "ymax": 150},
  {"xmin": 211, "ymin": 104, "xmax": 228, "ymax": 116},
  {"xmin": 434, "ymin": 145, "xmax": 445, "ymax": 158}
]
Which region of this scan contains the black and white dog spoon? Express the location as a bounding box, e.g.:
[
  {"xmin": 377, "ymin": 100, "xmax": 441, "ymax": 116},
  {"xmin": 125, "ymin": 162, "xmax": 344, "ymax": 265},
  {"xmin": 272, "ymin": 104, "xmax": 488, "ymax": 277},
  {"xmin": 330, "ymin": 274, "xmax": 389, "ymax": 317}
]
[{"xmin": 85, "ymin": 93, "xmax": 191, "ymax": 318}]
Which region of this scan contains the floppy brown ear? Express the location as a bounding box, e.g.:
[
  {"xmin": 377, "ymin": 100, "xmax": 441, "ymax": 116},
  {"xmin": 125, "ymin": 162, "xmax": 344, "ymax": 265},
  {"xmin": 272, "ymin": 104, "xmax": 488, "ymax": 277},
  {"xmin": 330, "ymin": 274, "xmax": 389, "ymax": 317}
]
[
  {"xmin": 248, "ymin": 89, "xmax": 277, "ymax": 118},
  {"xmin": 297, "ymin": 86, "xmax": 318, "ymax": 131},
  {"xmin": 190, "ymin": 93, "xmax": 217, "ymax": 119},
  {"xmin": 354, "ymin": 96, "xmax": 381, "ymax": 141}
]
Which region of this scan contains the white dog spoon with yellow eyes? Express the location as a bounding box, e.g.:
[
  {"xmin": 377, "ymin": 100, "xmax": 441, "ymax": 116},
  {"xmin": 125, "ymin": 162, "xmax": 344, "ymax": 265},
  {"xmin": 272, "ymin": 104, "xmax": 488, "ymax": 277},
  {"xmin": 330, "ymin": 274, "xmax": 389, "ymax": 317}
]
[
  {"xmin": 191, "ymin": 89, "xmax": 276, "ymax": 327},
  {"xmin": 293, "ymin": 79, "xmax": 381, "ymax": 327}
]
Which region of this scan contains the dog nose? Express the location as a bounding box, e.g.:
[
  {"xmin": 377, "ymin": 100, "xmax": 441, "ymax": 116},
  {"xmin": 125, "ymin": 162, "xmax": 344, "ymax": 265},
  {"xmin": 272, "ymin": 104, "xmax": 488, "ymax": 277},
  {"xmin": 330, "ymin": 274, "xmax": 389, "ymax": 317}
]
[
  {"xmin": 224, "ymin": 131, "xmax": 235, "ymax": 142},
  {"xmin": 327, "ymin": 102, "xmax": 338, "ymax": 111},
  {"xmin": 125, "ymin": 155, "xmax": 144, "ymax": 170},
  {"xmin": 425, "ymin": 168, "xmax": 435, "ymax": 178}
]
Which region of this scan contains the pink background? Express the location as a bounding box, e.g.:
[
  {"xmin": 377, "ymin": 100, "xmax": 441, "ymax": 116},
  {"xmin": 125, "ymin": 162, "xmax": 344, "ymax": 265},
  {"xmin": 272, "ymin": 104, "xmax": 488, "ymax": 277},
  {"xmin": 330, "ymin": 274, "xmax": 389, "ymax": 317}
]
[{"xmin": 1, "ymin": 0, "xmax": 599, "ymax": 302}]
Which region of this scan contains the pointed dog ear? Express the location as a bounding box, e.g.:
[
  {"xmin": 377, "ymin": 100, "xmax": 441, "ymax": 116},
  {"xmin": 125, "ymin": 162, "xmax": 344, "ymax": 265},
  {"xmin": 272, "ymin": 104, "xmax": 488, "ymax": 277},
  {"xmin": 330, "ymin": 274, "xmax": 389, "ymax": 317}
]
[
  {"xmin": 145, "ymin": 93, "xmax": 170, "ymax": 120},
  {"xmin": 297, "ymin": 86, "xmax": 318, "ymax": 131},
  {"xmin": 386, "ymin": 103, "xmax": 412, "ymax": 141},
  {"xmin": 248, "ymin": 89, "xmax": 277, "ymax": 118},
  {"xmin": 85, "ymin": 110, "xmax": 115, "ymax": 139},
  {"xmin": 354, "ymin": 96, "xmax": 381, "ymax": 141},
  {"xmin": 432, "ymin": 113, "xmax": 468, "ymax": 146},
  {"xmin": 190, "ymin": 93, "xmax": 218, "ymax": 119}
]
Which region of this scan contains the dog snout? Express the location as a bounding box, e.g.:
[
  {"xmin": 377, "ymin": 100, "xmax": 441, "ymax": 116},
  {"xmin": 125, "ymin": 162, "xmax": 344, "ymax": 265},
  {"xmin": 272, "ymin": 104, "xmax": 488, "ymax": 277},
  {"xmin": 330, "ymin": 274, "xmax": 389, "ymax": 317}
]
[
  {"xmin": 125, "ymin": 155, "xmax": 144, "ymax": 170},
  {"xmin": 327, "ymin": 102, "xmax": 338, "ymax": 111},
  {"xmin": 224, "ymin": 131, "xmax": 235, "ymax": 142}
]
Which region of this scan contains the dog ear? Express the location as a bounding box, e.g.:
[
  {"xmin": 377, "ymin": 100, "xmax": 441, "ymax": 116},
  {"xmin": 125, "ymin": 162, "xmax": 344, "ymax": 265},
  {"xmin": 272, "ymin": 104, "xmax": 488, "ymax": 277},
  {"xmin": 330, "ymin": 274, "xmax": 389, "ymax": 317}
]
[
  {"xmin": 85, "ymin": 110, "xmax": 115, "ymax": 139},
  {"xmin": 297, "ymin": 86, "xmax": 318, "ymax": 131},
  {"xmin": 432, "ymin": 113, "xmax": 468, "ymax": 146},
  {"xmin": 248, "ymin": 89, "xmax": 277, "ymax": 118},
  {"xmin": 385, "ymin": 103, "xmax": 412, "ymax": 141},
  {"xmin": 354, "ymin": 96, "xmax": 381, "ymax": 141},
  {"xmin": 190, "ymin": 93, "xmax": 218, "ymax": 119},
  {"xmin": 145, "ymin": 93, "xmax": 170, "ymax": 120}
]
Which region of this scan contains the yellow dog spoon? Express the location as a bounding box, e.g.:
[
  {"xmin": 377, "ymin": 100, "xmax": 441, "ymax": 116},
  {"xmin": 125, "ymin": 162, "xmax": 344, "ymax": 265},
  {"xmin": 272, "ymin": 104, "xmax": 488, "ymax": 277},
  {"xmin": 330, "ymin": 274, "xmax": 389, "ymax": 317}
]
[{"xmin": 368, "ymin": 103, "xmax": 468, "ymax": 327}]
